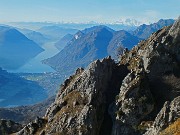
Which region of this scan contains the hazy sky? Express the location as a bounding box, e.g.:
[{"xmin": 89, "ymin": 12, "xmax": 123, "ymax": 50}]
[{"xmin": 0, "ymin": 0, "xmax": 179, "ymax": 23}]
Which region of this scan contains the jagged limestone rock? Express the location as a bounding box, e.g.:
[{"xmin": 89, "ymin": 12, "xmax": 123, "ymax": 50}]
[
  {"xmin": 44, "ymin": 57, "xmax": 115, "ymax": 135},
  {"xmin": 17, "ymin": 56, "xmax": 129, "ymax": 135},
  {"xmin": 120, "ymin": 18, "xmax": 180, "ymax": 115},
  {"xmin": 111, "ymin": 70, "xmax": 154, "ymax": 135},
  {"xmin": 17, "ymin": 117, "xmax": 47, "ymax": 135},
  {"xmin": 144, "ymin": 96, "xmax": 180, "ymax": 135}
]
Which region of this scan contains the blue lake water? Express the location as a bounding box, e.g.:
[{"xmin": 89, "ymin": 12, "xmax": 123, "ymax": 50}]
[{"xmin": 8, "ymin": 42, "xmax": 59, "ymax": 73}]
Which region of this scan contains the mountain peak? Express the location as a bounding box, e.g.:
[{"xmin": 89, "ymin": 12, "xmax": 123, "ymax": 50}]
[
  {"xmin": 73, "ymin": 30, "xmax": 85, "ymax": 39},
  {"xmin": 133, "ymin": 19, "xmax": 175, "ymax": 39},
  {"xmin": 82, "ymin": 25, "xmax": 114, "ymax": 34},
  {"xmin": 114, "ymin": 18, "xmax": 143, "ymax": 26},
  {"xmin": 169, "ymin": 16, "xmax": 180, "ymax": 38},
  {"xmin": 0, "ymin": 26, "xmax": 44, "ymax": 69}
]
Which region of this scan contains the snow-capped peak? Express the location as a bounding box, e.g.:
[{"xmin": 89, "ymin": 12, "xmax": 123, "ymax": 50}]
[{"xmin": 113, "ymin": 19, "xmax": 143, "ymax": 26}]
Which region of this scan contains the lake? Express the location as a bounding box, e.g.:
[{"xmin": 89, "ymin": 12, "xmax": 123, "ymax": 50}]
[{"xmin": 8, "ymin": 42, "xmax": 59, "ymax": 73}]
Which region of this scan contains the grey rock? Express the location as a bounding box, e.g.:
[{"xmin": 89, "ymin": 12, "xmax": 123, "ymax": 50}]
[
  {"xmin": 17, "ymin": 56, "xmax": 129, "ymax": 135},
  {"xmin": 144, "ymin": 96, "xmax": 180, "ymax": 135},
  {"xmin": 0, "ymin": 119, "xmax": 22, "ymax": 135},
  {"xmin": 111, "ymin": 70, "xmax": 154, "ymax": 135},
  {"xmin": 17, "ymin": 117, "xmax": 47, "ymax": 135}
]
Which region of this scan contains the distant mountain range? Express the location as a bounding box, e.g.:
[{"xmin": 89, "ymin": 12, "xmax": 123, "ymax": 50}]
[
  {"xmin": 0, "ymin": 68, "xmax": 47, "ymax": 107},
  {"xmin": 43, "ymin": 19, "xmax": 174, "ymax": 79},
  {"xmin": 132, "ymin": 19, "xmax": 175, "ymax": 39},
  {"xmin": 113, "ymin": 18, "xmax": 144, "ymax": 26},
  {"xmin": 18, "ymin": 28, "xmax": 49, "ymax": 46},
  {"xmin": 37, "ymin": 26, "xmax": 78, "ymax": 41},
  {"xmin": 0, "ymin": 26, "xmax": 44, "ymax": 70},
  {"xmin": 7, "ymin": 20, "xmax": 139, "ymax": 32},
  {"xmin": 43, "ymin": 25, "xmax": 140, "ymax": 76}
]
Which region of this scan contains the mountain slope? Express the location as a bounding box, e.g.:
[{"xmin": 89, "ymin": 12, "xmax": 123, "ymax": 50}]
[
  {"xmin": 16, "ymin": 18, "xmax": 180, "ymax": 135},
  {"xmin": 0, "ymin": 96, "xmax": 55, "ymax": 124},
  {"xmin": 43, "ymin": 26, "xmax": 140, "ymax": 76},
  {"xmin": 37, "ymin": 26, "xmax": 78, "ymax": 40},
  {"xmin": 108, "ymin": 30, "xmax": 140, "ymax": 59},
  {"xmin": 0, "ymin": 26, "xmax": 44, "ymax": 69},
  {"xmin": 24, "ymin": 31, "xmax": 49, "ymax": 46},
  {"xmin": 132, "ymin": 19, "xmax": 175, "ymax": 39},
  {"xmin": 43, "ymin": 19, "xmax": 173, "ymax": 76},
  {"xmin": 18, "ymin": 28, "xmax": 49, "ymax": 46},
  {"xmin": 0, "ymin": 68, "xmax": 47, "ymax": 107},
  {"xmin": 43, "ymin": 26, "xmax": 114, "ymax": 76},
  {"xmin": 55, "ymin": 34, "xmax": 73, "ymax": 50}
]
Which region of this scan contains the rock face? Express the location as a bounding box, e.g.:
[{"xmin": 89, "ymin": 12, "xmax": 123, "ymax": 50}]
[
  {"xmin": 145, "ymin": 96, "xmax": 180, "ymax": 135},
  {"xmin": 111, "ymin": 70, "xmax": 154, "ymax": 135},
  {"xmin": 16, "ymin": 18, "xmax": 180, "ymax": 135},
  {"xmin": 17, "ymin": 57, "xmax": 129, "ymax": 135},
  {"xmin": 120, "ymin": 17, "xmax": 180, "ymax": 112},
  {"xmin": 0, "ymin": 119, "xmax": 22, "ymax": 135}
]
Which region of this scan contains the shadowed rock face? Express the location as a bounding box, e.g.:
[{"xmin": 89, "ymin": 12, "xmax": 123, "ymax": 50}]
[
  {"xmin": 15, "ymin": 18, "xmax": 180, "ymax": 135},
  {"xmin": 0, "ymin": 119, "xmax": 22, "ymax": 135},
  {"xmin": 144, "ymin": 96, "xmax": 180, "ymax": 135}
]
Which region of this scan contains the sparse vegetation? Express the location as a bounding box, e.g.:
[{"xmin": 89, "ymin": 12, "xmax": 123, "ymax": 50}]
[{"xmin": 160, "ymin": 118, "xmax": 180, "ymax": 135}]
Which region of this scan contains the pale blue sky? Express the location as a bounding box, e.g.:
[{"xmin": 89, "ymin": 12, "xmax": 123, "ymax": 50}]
[{"xmin": 0, "ymin": 0, "xmax": 179, "ymax": 23}]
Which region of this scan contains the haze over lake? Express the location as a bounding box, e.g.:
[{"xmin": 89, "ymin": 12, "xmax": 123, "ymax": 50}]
[{"xmin": 8, "ymin": 42, "xmax": 59, "ymax": 73}]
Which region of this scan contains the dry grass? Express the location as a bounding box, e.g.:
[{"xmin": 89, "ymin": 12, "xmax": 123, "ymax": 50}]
[{"xmin": 160, "ymin": 118, "xmax": 180, "ymax": 135}]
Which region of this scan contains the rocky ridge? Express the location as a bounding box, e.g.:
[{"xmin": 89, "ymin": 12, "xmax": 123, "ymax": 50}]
[
  {"xmin": 0, "ymin": 119, "xmax": 22, "ymax": 135},
  {"xmin": 13, "ymin": 18, "xmax": 180, "ymax": 135}
]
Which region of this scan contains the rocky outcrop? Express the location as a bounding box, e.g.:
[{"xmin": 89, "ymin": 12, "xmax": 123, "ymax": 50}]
[
  {"xmin": 17, "ymin": 117, "xmax": 47, "ymax": 135},
  {"xmin": 17, "ymin": 57, "xmax": 129, "ymax": 135},
  {"xmin": 0, "ymin": 119, "xmax": 22, "ymax": 135},
  {"xmin": 15, "ymin": 18, "xmax": 180, "ymax": 135},
  {"xmin": 145, "ymin": 96, "xmax": 180, "ymax": 135},
  {"xmin": 111, "ymin": 70, "xmax": 154, "ymax": 135},
  {"xmin": 120, "ymin": 17, "xmax": 180, "ymax": 111}
]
